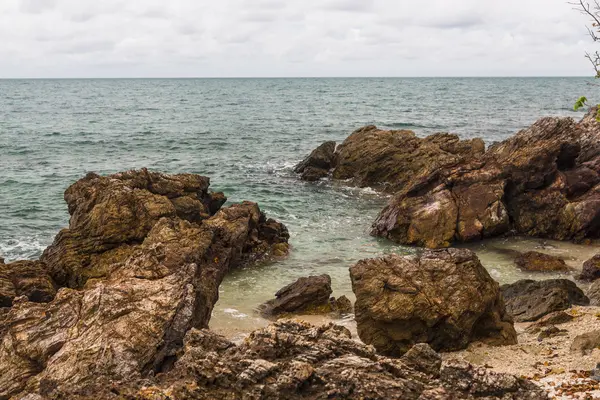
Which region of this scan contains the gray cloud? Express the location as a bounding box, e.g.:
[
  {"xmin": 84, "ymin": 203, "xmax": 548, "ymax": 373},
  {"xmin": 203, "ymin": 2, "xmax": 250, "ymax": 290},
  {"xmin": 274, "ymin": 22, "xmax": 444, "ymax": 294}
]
[{"xmin": 0, "ymin": 0, "xmax": 593, "ymax": 77}]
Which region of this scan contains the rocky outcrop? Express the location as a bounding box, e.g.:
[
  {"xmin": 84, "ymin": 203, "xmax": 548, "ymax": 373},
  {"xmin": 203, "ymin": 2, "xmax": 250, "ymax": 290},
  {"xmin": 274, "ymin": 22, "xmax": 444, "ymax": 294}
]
[
  {"xmin": 296, "ymin": 126, "xmax": 485, "ymax": 192},
  {"xmin": 293, "ymin": 141, "xmax": 337, "ymax": 181},
  {"xmin": 258, "ymin": 274, "xmax": 352, "ymax": 318},
  {"xmin": 350, "ymin": 248, "xmax": 517, "ymax": 356},
  {"xmin": 580, "ymin": 254, "xmax": 600, "ymax": 281},
  {"xmin": 0, "ymin": 169, "xmax": 289, "ymax": 399},
  {"xmin": 501, "ymin": 279, "xmax": 589, "ymax": 322},
  {"xmin": 371, "ymin": 112, "xmax": 600, "ymax": 248},
  {"xmin": 33, "ymin": 320, "xmax": 546, "ymax": 399},
  {"xmin": 514, "ymin": 251, "xmax": 569, "ymax": 272},
  {"xmin": 571, "ymin": 330, "xmax": 600, "ymax": 355},
  {"xmin": 0, "ymin": 260, "xmax": 56, "ymax": 307}
]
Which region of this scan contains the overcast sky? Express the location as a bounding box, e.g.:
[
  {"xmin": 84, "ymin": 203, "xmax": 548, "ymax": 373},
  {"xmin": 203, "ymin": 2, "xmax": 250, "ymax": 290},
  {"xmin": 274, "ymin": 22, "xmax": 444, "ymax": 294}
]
[{"xmin": 0, "ymin": 0, "xmax": 595, "ymax": 78}]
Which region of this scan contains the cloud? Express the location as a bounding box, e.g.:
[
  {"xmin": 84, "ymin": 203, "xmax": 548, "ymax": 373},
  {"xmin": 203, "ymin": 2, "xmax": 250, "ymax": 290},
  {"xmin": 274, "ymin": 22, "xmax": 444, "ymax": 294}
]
[{"xmin": 0, "ymin": 0, "xmax": 593, "ymax": 77}]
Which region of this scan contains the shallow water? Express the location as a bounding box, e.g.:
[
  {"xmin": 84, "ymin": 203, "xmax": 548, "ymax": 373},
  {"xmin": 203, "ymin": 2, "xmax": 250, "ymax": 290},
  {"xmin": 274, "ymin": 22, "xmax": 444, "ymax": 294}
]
[{"xmin": 0, "ymin": 77, "xmax": 597, "ymax": 337}]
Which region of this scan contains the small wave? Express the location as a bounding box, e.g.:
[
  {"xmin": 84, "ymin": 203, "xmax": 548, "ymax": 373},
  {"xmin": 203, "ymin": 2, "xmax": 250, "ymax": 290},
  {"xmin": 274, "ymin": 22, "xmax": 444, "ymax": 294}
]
[
  {"xmin": 223, "ymin": 308, "xmax": 248, "ymax": 319},
  {"xmin": 0, "ymin": 237, "xmax": 48, "ymax": 262}
]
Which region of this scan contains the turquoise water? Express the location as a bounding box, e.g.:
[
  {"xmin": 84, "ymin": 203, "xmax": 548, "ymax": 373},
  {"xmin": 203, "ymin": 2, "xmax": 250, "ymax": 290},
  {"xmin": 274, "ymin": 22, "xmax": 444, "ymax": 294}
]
[{"xmin": 0, "ymin": 77, "xmax": 594, "ymax": 335}]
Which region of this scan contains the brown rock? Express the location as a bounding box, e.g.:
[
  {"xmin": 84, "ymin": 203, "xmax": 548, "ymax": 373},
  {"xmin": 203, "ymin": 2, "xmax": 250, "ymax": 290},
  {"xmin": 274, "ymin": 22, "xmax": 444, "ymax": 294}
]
[
  {"xmin": 525, "ymin": 311, "xmax": 574, "ymax": 334},
  {"xmin": 0, "ymin": 260, "xmax": 56, "ymax": 307},
  {"xmin": 294, "ymin": 141, "xmax": 337, "ymax": 181},
  {"xmin": 587, "ymin": 279, "xmax": 600, "ymax": 306},
  {"xmin": 580, "ymin": 254, "xmax": 600, "ymax": 282},
  {"xmin": 371, "ymin": 114, "xmax": 600, "ymax": 248},
  {"xmin": 514, "ymin": 251, "xmax": 569, "ymax": 272},
  {"xmin": 258, "ymin": 275, "xmax": 350, "ymax": 318},
  {"xmin": 501, "ymin": 279, "xmax": 589, "ymax": 322},
  {"xmin": 350, "ymin": 248, "xmax": 517, "ymax": 356},
  {"xmin": 571, "ymin": 330, "xmax": 600, "ymax": 355},
  {"xmin": 0, "ymin": 170, "xmax": 289, "ymax": 399},
  {"xmin": 30, "ymin": 320, "xmax": 546, "ymax": 399}
]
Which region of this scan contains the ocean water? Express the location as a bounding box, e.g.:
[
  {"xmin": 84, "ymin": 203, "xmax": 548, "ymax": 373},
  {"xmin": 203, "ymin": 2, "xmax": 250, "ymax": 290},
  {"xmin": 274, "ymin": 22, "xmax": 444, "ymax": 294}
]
[{"xmin": 0, "ymin": 77, "xmax": 596, "ymax": 337}]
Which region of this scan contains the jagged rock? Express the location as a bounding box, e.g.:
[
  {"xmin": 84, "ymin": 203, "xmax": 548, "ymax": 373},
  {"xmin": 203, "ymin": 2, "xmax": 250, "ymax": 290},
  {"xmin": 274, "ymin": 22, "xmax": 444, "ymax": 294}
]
[
  {"xmin": 371, "ymin": 112, "xmax": 600, "ymax": 248},
  {"xmin": 587, "ymin": 279, "xmax": 600, "ymax": 306},
  {"xmin": 258, "ymin": 275, "xmax": 352, "ymax": 318},
  {"xmin": 580, "ymin": 254, "xmax": 600, "ymax": 282},
  {"xmin": 0, "ymin": 260, "xmax": 56, "ymax": 307},
  {"xmin": 30, "ymin": 320, "xmax": 545, "ymax": 399},
  {"xmin": 571, "ymin": 330, "xmax": 600, "ymax": 355},
  {"xmin": 294, "ymin": 141, "xmax": 337, "ymax": 181},
  {"xmin": 524, "ymin": 311, "xmax": 574, "ymax": 334},
  {"xmin": 401, "ymin": 343, "xmax": 442, "ymax": 377},
  {"xmin": 350, "ymin": 248, "xmax": 517, "ymax": 356},
  {"xmin": 501, "ymin": 279, "xmax": 589, "ymax": 322},
  {"xmin": 0, "ymin": 170, "xmax": 289, "ymax": 399},
  {"xmin": 296, "ymin": 126, "xmax": 485, "ymax": 192},
  {"xmin": 514, "ymin": 251, "xmax": 569, "ymax": 272}
]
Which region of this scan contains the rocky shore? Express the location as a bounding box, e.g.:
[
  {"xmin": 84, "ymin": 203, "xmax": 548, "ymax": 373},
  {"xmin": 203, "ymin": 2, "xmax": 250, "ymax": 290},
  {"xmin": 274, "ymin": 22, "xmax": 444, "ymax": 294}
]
[{"xmin": 2, "ymin": 109, "xmax": 600, "ymax": 399}]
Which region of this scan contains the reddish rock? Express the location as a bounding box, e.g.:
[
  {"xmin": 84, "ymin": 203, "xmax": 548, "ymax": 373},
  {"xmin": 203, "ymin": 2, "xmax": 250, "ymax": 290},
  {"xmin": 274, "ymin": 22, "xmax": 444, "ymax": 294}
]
[
  {"xmin": 580, "ymin": 254, "xmax": 600, "ymax": 282},
  {"xmin": 514, "ymin": 251, "xmax": 569, "ymax": 272}
]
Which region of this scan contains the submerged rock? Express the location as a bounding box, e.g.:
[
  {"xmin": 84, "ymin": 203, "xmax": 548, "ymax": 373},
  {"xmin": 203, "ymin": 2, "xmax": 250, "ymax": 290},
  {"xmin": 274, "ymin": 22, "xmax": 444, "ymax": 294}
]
[
  {"xmin": 34, "ymin": 320, "xmax": 546, "ymax": 399},
  {"xmin": 514, "ymin": 251, "xmax": 569, "ymax": 272},
  {"xmin": 350, "ymin": 248, "xmax": 517, "ymax": 356},
  {"xmin": 580, "ymin": 254, "xmax": 600, "ymax": 282},
  {"xmin": 501, "ymin": 279, "xmax": 589, "ymax": 322},
  {"xmin": 371, "ymin": 112, "xmax": 600, "ymax": 248},
  {"xmin": 0, "ymin": 169, "xmax": 290, "ymax": 399},
  {"xmin": 258, "ymin": 274, "xmax": 352, "ymax": 318}
]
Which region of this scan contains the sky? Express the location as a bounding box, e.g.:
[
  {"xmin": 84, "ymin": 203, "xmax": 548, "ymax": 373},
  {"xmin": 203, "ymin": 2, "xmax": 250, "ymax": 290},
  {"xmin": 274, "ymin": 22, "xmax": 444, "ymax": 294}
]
[{"xmin": 0, "ymin": 0, "xmax": 596, "ymax": 78}]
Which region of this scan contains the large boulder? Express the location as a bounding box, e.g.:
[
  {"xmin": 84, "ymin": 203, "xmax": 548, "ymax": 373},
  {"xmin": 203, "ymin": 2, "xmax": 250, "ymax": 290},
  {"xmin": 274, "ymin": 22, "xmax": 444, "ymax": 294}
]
[
  {"xmin": 514, "ymin": 251, "xmax": 569, "ymax": 272},
  {"xmin": 0, "ymin": 260, "xmax": 56, "ymax": 307},
  {"xmin": 296, "ymin": 126, "xmax": 485, "ymax": 192},
  {"xmin": 580, "ymin": 254, "xmax": 600, "ymax": 282},
  {"xmin": 0, "ymin": 169, "xmax": 289, "ymax": 399},
  {"xmin": 371, "ymin": 112, "xmax": 600, "ymax": 248},
  {"xmin": 349, "ymin": 248, "xmax": 517, "ymax": 356},
  {"xmin": 501, "ymin": 279, "xmax": 589, "ymax": 322},
  {"xmin": 33, "ymin": 320, "xmax": 546, "ymax": 399},
  {"xmin": 258, "ymin": 274, "xmax": 352, "ymax": 318}
]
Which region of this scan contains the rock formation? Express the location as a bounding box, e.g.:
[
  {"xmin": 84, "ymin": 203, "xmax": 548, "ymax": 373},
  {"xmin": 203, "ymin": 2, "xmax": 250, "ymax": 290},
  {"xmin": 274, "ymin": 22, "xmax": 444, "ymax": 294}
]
[
  {"xmin": 514, "ymin": 251, "xmax": 569, "ymax": 272},
  {"xmin": 371, "ymin": 112, "xmax": 600, "ymax": 247},
  {"xmin": 0, "ymin": 260, "xmax": 56, "ymax": 307},
  {"xmin": 501, "ymin": 279, "xmax": 590, "ymax": 322},
  {"xmin": 296, "ymin": 126, "xmax": 484, "ymax": 192},
  {"xmin": 349, "ymin": 248, "xmax": 517, "ymax": 356},
  {"xmin": 580, "ymin": 254, "xmax": 600, "ymax": 282},
  {"xmin": 258, "ymin": 274, "xmax": 352, "ymax": 318},
  {"xmin": 31, "ymin": 320, "xmax": 546, "ymax": 399},
  {"xmin": 0, "ymin": 169, "xmax": 290, "ymax": 399}
]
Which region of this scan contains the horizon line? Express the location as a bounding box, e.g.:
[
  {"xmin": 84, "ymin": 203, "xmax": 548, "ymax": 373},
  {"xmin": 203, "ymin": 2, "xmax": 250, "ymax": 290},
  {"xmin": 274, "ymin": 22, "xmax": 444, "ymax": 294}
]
[{"xmin": 0, "ymin": 75, "xmax": 593, "ymax": 80}]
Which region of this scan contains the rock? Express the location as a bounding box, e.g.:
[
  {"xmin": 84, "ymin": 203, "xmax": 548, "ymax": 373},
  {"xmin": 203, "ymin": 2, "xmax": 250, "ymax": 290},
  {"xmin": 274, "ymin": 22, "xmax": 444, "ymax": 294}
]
[
  {"xmin": 258, "ymin": 275, "xmax": 351, "ymax": 318},
  {"xmin": 0, "ymin": 169, "xmax": 289, "ymax": 399},
  {"xmin": 401, "ymin": 343, "xmax": 442, "ymax": 377},
  {"xmin": 501, "ymin": 279, "xmax": 589, "ymax": 322},
  {"xmin": 580, "ymin": 254, "xmax": 600, "ymax": 282},
  {"xmin": 524, "ymin": 311, "xmax": 574, "ymax": 334},
  {"xmin": 571, "ymin": 330, "xmax": 600, "ymax": 355},
  {"xmin": 371, "ymin": 114, "xmax": 600, "ymax": 248},
  {"xmin": 30, "ymin": 320, "xmax": 546, "ymax": 399},
  {"xmin": 294, "ymin": 141, "xmax": 336, "ymax": 181},
  {"xmin": 588, "ymin": 279, "xmax": 600, "ymax": 306},
  {"xmin": 296, "ymin": 126, "xmax": 485, "ymax": 191},
  {"xmin": 0, "ymin": 260, "xmax": 56, "ymax": 307},
  {"xmin": 350, "ymin": 248, "xmax": 517, "ymax": 356},
  {"xmin": 536, "ymin": 326, "xmax": 567, "ymax": 341},
  {"xmin": 514, "ymin": 251, "xmax": 569, "ymax": 272}
]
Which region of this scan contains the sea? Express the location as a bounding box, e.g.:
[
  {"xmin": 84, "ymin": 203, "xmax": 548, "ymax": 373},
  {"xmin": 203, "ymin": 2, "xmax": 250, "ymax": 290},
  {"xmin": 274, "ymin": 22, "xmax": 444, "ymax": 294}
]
[{"xmin": 1, "ymin": 77, "xmax": 598, "ymax": 337}]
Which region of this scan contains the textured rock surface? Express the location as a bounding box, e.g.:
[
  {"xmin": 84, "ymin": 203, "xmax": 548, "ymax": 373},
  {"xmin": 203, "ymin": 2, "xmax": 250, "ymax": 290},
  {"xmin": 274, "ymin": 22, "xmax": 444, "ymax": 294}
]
[
  {"xmin": 0, "ymin": 169, "xmax": 289, "ymax": 399},
  {"xmin": 580, "ymin": 254, "xmax": 600, "ymax": 282},
  {"xmin": 293, "ymin": 141, "xmax": 337, "ymax": 181},
  {"xmin": 514, "ymin": 251, "xmax": 569, "ymax": 272},
  {"xmin": 501, "ymin": 279, "xmax": 590, "ymax": 322},
  {"xmin": 29, "ymin": 320, "xmax": 546, "ymax": 399},
  {"xmin": 296, "ymin": 126, "xmax": 485, "ymax": 192},
  {"xmin": 587, "ymin": 279, "xmax": 600, "ymax": 306},
  {"xmin": 350, "ymin": 248, "xmax": 517, "ymax": 356},
  {"xmin": 371, "ymin": 112, "xmax": 600, "ymax": 248},
  {"xmin": 571, "ymin": 330, "xmax": 600, "ymax": 355},
  {"xmin": 0, "ymin": 260, "xmax": 56, "ymax": 307},
  {"xmin": 258, "ymin": 274, "xmax": 353, "ymax": 318}
]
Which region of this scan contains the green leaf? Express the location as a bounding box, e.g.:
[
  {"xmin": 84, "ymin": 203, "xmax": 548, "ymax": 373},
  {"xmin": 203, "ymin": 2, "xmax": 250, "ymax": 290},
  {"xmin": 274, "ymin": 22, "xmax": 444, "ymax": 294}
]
[{"xmin": 574, "ymin": 96, "xmax": 588, "ymax": 111}]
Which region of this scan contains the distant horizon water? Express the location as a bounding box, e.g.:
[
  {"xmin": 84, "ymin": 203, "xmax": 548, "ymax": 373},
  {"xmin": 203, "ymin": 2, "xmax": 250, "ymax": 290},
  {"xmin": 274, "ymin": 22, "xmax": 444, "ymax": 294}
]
[{"xmin": 0, "ymin": 76, "xmax": 595, "ymax": 337}]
